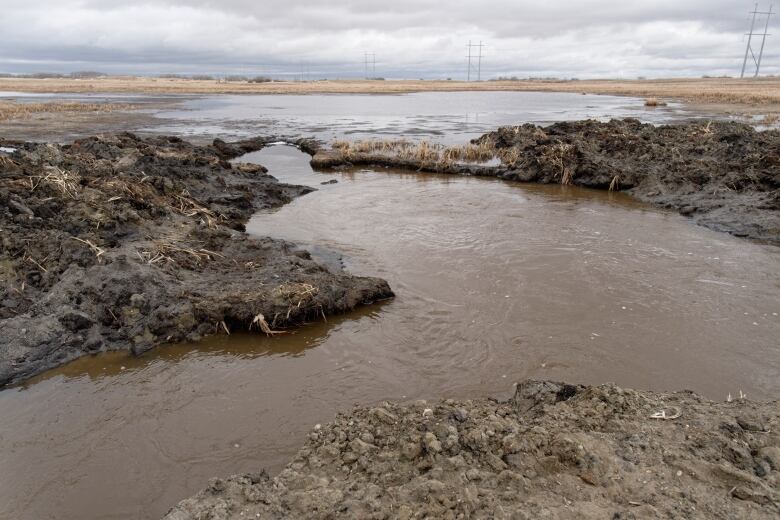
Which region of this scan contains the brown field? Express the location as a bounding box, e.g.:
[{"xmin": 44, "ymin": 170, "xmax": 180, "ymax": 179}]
[{"xmin": 1, "ymin": 76, "xmax": 780, "ymax": 107}]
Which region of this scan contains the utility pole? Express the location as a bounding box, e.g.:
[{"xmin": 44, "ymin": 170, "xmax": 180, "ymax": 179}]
[
  {"xmin": 364, "ymin": 52, "xmax": 375, "ymax": 79},
  {"xmin": 756, "ymin": 3, "xmax": 774, "ymax": 76},
  {"xmin": 741, "ymin": 3, "xmax": 774, "ymax": 78},
  {"xmin": 466, "ymin": 41, "xmax": 485, "ymax": 81}
]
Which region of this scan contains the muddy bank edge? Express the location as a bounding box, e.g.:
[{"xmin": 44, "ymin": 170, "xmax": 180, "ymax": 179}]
[{"xmin": 0, "ymin": 133, "xmax": 393, "ymax": 386}]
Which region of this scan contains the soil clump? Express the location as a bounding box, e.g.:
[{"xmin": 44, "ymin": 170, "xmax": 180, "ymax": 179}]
[{"xmin": 166, "ymin": 380, "xmax": 780, "ymax": 519}]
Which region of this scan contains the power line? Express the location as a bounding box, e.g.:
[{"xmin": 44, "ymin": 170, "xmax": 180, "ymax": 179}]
[
  {"xmin": 466, "ymin": 40, "xmax": 485, "ymax": 81},
  {"xmin": 741, "ymin": 2, "xmax": 774, "ymax": 78}
]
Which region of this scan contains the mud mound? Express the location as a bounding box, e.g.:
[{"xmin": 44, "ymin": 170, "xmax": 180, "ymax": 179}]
[
  {"xmin": 166, "ymin": 381, "xmax": 780, "ymax": 519},
  {"xmin": 311, "ymin": 120, "xmax": 780, "ymax": 243},
  {"xmin": 0, "ymin": 134, "xmax": 393, "ymax": 386}
]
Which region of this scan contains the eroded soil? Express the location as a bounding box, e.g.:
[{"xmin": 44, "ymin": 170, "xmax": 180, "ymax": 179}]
[
  {"xmin": 0, "ymin": 134, "xmax": 392, "ymax": 386},
  {"xmin": 312, "ymin": 119, "xmax": 780, "ymax": 243},
  {"xmin": 166, "ymin": 380, "xmax": 780, "ymax": 519}
]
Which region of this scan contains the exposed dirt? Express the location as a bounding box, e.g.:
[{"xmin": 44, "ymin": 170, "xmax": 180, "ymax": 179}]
[
  {"xmin": 0, "ymin": 134, "xmax": 392, "ymax": 386},
  {"xmin": 165, "ymin": 380, "xmax": 780, "ymax": 519},
  {"xmin": 311, "ymin": 119, "xmax": 780, "ymax": 244}
]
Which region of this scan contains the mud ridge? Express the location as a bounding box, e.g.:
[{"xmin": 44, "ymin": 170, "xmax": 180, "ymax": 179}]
[
  {"xmin": 166, "ymin": 380, "xmax": 780, "ymax": 519},
  {"xmin": 0, "ymin": 133, "xmax": 393, "ymax": 386},
  {"xmin": 310, "ymin": 119, "xmax": 780, "ymax": 243}
]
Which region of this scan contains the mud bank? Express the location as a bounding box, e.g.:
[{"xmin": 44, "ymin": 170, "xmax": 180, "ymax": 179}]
[
  {"xmin": 311, "ymin": 119, "xmax": 780, "ymax": 243},
  {"xmin": 0, "ymin": 134, "xmax": 392, "ymax": 386},
  {"xmin": 166, "ymin": 380, "xmax": 780, "ymax": 519}
]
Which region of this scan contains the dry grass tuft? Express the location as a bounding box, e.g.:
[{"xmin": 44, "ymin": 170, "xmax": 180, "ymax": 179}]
[
  {"xmin": 644, "ymin": 97, "xmax": 668, "ymax": 107},
  {"xmin": 497, "ymin": 147, "xmax": 522, "ymax": 167},
  {"xmin": 139, "ymin": 239, "xmax": 224, "ymax": 267},
  {"xmin": 274, "ymin": 282, "xmax": 320, "ymax": 321},
  {"xmin": 30, "ymin": 167, "xmax": 81, "ymax": 199},
  {"xmin": 275, "ymin": 282, "xmax": 318, "ymax": 306},
  {"xmin": 540, "ymin": 143, "xmax": 576, "ymax": 184},
  {"xmin": 173, "ymin": 190, "xmax": 222, "ymax": 227},
  {"xmin": 760, "ymin": 113, "xmax": 779, "ymax": 125},
  {"xmin": 331, "ymin": 138, "xmax": 500, "ymax": 168},
  {"xmin": 0, "ymin": 101, "xmax": 136, "ymax": 122},
  {"xmin": 71, "ymin": 236, "xmax": 106, "ymax": 261}
]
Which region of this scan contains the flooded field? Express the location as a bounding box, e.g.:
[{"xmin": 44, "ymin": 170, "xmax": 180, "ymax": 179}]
[
  {"xmin": 0, "ymin": 90, "xmax": 698, "ymax": 143},
  {"xmin": 146, "ymin": 91, "xmax": 691, "ymax": 142},
  {"xmin": 1, "ymin": 145, "xmax": 777, "ymax": 519}
]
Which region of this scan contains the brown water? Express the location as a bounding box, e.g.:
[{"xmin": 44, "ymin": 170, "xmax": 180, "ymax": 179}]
[{"xmin": 1, "ymin": 145, "xmax": 778, "ymax": 519}]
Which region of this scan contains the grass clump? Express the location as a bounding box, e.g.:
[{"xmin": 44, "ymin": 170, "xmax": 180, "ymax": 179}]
[
  {"xmin": 644, "ymin": 97, "xmax": 667, "ymax": 107},
  {"xmin": 331, "ymin": 137, "xmax": 501, "ymax": 169},
  {"xmin": 0, "ymin": 101, "xmax": 136, "ymax": 122}
]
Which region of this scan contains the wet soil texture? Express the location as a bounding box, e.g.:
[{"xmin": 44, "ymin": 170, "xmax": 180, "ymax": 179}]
[
  {"xmin": 313, "ymin": 119, "xmax": 780, "ymax": 243},
  {"xmin": 0, "ymin": 134, "xmax": 392, "ymax": 386},
  {"xmin": 167, "ymin": 380, "xmax": 780, "ymax": 519}
]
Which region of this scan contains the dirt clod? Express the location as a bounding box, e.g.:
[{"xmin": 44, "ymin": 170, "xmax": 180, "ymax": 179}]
[{"xmin": 165, "ymin": 381, "xmax": 780, "ymax": 519}]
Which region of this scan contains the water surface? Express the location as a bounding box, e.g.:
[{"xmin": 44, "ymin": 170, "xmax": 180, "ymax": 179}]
[{"xmin": 147, "ymin": 91, "xmax": 691, "ymax": 142}]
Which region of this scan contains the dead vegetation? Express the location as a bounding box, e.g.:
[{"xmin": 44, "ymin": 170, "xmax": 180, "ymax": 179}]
[
  {"xmin": 0, "ymin": 101, "xmax": 136, "ymax": 122},
  {"xmin": 760, "ymin": 113, "xmax": 779, "ymax": 125},
  {"xmin": 644, "ymin": 97, "xmax": 668, "ymax": 107},
  {"xmin": 331, "ymin": 138, "xmax": 498, "ymax": 169},
  {"xmin": 138, "ymin": 239, "xmax": 224, "ymax": 268},
  {"xmin": 539, "ymin": 142, "xmax": 576, "ymax": 185},
  {"xmin": 30, "ymin": 167, "xmax": 81, "ymax": 198}
]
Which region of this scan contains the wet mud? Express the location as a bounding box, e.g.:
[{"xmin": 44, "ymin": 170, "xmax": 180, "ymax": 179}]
[
  {"xmin": 311, "ymin": 119, "xmax": 780, "ymax": 243},
  {"xmin": 0, "ymin": 134, "xmax": 392, "ymax": 386},
  {"xmin": 167, "ymin": 380, "xmax": 780, "ymax": 519}
]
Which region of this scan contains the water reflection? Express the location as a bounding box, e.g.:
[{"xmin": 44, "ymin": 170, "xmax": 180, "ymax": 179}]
[{"xmin": 22, "ymin": 302, "xmax": 389, "ymax": 386}]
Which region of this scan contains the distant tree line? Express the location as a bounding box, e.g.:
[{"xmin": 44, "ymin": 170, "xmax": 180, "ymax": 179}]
[{"xmin": 0, "ymin": 71, "xmax": 108, "ymax": 79}]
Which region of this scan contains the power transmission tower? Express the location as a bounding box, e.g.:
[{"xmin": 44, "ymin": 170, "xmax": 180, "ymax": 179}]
[
  {"xmin": 364, "ymin": 52, "xmax": 376, "ymax": 79},
  {"xmin": 466, "ymin": 41, "xmax": 485, "ymax": 81},
  {"xmin": 741, "ymin": 3, "xmax": 774, "ymax": 78}
]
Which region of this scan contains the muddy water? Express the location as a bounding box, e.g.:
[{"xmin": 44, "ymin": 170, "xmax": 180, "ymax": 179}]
[{"xmin": 1, "ymin": 146, "xmax": 779, "ymax": 520}]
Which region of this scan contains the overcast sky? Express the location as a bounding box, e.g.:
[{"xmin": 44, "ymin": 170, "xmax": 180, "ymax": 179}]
[{"xmin": 0, "ymin": 0, "xmax": 776, "ymax": 78}]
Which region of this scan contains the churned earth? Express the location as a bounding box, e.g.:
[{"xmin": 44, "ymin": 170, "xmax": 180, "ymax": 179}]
[
  {"xmin": 0, "ymin": 133, "xmax": 392, "ymax": 386},
  {"xmin": 165, "ymin": 380, "xmax": 780, "ymax": 519}
]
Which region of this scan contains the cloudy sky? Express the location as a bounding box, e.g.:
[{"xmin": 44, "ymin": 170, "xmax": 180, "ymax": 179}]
[{"xmin": 0, "ymin": 0, "xmax": 776, "ymax": 78}]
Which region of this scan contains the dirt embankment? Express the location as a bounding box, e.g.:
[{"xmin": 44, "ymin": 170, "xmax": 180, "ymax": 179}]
[
  {"xmin": 311, "ymin": 119, "xmax": 780, "ymax": 243},
  {"xmin": 166, "ymin": 380, "xmax": 780, "ymax": 519},
  {"xmin": 0, "ymin": 134, "xmax": 392, "ymax": 386}
]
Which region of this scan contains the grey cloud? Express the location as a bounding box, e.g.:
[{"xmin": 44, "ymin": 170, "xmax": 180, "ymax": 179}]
[{"xmin": 0, "ymin": 0, "xmax": 775, "ymax": 77}]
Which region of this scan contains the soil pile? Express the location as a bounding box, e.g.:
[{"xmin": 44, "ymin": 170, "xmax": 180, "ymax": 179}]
[
  {"xmin": 166, "ymin": 380, "xmax": 780, "ymax": 519},
  {"xmin": 0, "ymin": 134, "xmax": 392, "ymax": 386},
  {"xmin": 311, "ymin": 120, "xmax": 780, "ymax": 243}
]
